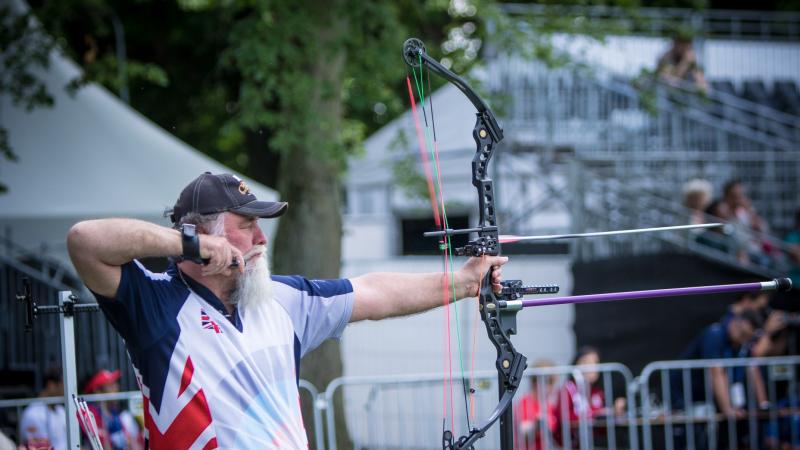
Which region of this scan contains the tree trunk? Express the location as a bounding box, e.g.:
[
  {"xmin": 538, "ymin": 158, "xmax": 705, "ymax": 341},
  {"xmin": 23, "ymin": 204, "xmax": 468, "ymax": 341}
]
[{"xmin": 271, "ymin": 4, "xmax": 352, "ymax": 449}]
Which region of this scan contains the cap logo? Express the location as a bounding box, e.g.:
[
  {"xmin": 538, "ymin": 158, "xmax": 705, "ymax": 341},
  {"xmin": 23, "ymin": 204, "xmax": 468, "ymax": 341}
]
[{"xmin": 238, "ymin": 181, "xmax": 251, "ymax": 195}]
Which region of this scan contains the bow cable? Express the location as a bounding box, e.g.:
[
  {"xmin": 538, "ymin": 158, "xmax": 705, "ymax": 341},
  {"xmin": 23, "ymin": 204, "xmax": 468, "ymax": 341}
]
[{"xmin": 407, "ymin": 56, "xmax": 474, "ymax": 433}]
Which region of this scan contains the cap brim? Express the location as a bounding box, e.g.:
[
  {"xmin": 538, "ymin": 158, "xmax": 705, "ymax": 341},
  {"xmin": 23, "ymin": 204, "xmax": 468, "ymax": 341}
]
[{"xmin": 233, "ymin": 201, "xmax": 288, "ymax": 219}]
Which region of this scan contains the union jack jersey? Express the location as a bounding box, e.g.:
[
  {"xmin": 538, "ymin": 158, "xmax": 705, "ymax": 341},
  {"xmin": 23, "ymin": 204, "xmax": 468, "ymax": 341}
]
[{"xmin": 95, "ymin": 261, "xmax": 353, "ymax": 449}]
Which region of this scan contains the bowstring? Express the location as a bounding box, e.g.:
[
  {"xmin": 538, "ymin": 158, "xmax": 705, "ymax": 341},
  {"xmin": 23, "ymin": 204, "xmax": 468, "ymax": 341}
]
[
  {"xmin": 409, "ymin": 54, "xmax": 472, "ymax": 434},
  {"xmin": 406, "ymin": 69, "xmax": 455, "ymax": 433},
  {"xmin": 425, "ymin": 66, "xmax": 474, "ymax": 433}
]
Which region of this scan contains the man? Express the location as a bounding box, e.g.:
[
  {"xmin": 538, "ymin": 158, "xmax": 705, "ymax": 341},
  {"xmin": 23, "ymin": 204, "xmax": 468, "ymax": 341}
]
[
  {"xmin": 723, "ymin": 291, "xmax": 788, "ymax": 357},
  {"xmin": 674, "ymin": 310, "xmax": 766, "ymax": 416},
  {"xmin": 19, "ymin": 367, "xmax": 67, "ymax": 450},
  {"xmin": 81, "ymin": 369, "xmax": 143, "ymax": 450},
  {"xmin": 67, "ymin": 172, "xmax": 506, "ymax": 449},
  {"xmin": 671, "ymin": 310, "xmax": 767, "ymax": 449}
]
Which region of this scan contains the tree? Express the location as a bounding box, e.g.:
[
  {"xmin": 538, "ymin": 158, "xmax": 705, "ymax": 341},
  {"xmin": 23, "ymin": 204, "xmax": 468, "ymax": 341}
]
[{"xmin": 23, "ymin": 0, "xmax": 471, "ymax": 446}]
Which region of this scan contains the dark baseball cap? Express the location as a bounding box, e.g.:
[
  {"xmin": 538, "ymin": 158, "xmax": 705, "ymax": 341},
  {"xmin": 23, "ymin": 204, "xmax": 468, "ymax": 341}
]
[{"xmin": 168, "ymin": 172, "xmax": 288, "ymax": 224}]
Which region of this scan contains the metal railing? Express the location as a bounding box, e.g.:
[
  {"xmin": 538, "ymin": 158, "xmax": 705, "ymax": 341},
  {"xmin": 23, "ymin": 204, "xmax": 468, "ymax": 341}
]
[
  {"xmin": 491, "ymin": 56, "xmax": 800, "ymax": 244},
  {"xmin": 0, "ymin": 259, "xmax": 134, "ymax": 394},
  {"xmin": 322, "ymin": 364, "xmax": 635, "ymax": 450},
  {"xmin": 638, "ymin": 355, "xmax": 800, "ymax": 450},
  {"xmin": 501, "ymin": 4, "xmax": 800, "ymax": 41},
  {"xmin": 2, "ymin": 358, "xmax": 798, "ymax": 450},
  {"xmin": 0, "ymin": 381, "xmax": 326, "ymax": 449},
  {"xmin": 569, "ymin": 167, "xmax": 798, "ymax": 277}
]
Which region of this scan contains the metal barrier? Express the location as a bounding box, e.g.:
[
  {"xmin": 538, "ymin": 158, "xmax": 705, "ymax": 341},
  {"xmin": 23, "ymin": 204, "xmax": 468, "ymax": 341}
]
[
  {"xmin": 323, "ymin": 363, "xmax": 635, "ymax": 450},
  {"xmin": 0, "ymin": 380, "xmax": 325, "ymax": 449},
  {"xmin": 639, "ymin": 355, "xmax": 800, "ymax": 450},
  {"xmin": 299, "ymin": 379, "xmax": 326, "ymax": 450},
  {"xmin": 0, "ymin": 390, "xmax": 142, "ymax": 446}
]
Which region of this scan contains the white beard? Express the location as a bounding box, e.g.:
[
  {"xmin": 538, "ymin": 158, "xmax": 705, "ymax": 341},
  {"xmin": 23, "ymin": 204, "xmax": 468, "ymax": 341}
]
[{"xmin": 229, "ymin": 245, "xmax": 273, "ymax": 312}]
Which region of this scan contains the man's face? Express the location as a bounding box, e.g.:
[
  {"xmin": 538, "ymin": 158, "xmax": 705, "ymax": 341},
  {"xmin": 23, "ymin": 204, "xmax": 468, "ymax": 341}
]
[
  {"xmin": 729, "ymin": 319, "xmax": 755, "ymax": 346},
  {"xmin": 223, "ymin": 213, "xmax": 267, "ymax": 263},
  {"xmin": 726, "ymin": 184, "xmax": 746, "ymax": 207}
]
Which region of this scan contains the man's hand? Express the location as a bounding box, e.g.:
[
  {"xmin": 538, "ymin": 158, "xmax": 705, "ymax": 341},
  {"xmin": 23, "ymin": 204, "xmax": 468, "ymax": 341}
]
[
  {"xmin": 457, "ymin": 256, "xmax": 509, "ymax": 298},
  {"xmin": 198, "ymin": 234, "xmax": 245, "ymax": 277},
  {"xmin": 764, "ymin": 310, "xmax": 788, "ymax": 335}
]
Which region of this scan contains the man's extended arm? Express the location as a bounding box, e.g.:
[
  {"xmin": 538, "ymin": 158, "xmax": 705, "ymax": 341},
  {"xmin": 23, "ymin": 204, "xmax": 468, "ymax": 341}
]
[
  {"xmin": 349, "ymin": 256, "xmax": 507, "ymax": 322},
  {"xmin": 67, "ymin": 218, "xmax": 240, "ymax": 298}
]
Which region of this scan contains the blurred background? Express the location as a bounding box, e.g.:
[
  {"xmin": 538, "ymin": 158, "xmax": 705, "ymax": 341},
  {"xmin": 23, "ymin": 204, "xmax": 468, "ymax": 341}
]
[{"xmin": 1, "ymin": 0, "xmax": 799, "ymax": 448}]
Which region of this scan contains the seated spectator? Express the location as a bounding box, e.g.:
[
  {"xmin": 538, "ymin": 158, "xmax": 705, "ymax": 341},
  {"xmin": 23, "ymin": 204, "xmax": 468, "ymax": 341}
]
[
  {"xmin": 785, "ymin": 209, "xmax": 800, "ymax": 287},
  {"xmin": 673, "ymin": 310, "xmax": 766, "ymax": 415},
  {"xmin": 656, "ymin": 31, "xmax": 708, "ymax": 91},
  {"xmin": 723, "ymin": 291, "xmax": 789, "ymax": 358},
  {"xmin": 696, "ymin": 200, "xmax": 747, "ymax": 262},
  {"xmin": 81, "ymin": 369, "xmax": 142, "ymax": 450},
  {"xmin": 682, "ymin": 179, "xmax": 713, "ymax": 227},
  {"xmin": 722, "ymin": 180, "xmax": 773, "ymax": 266},
  {"xmin": 553, "ymin": 347, "xmax": 625, "ymax": 447},
  {"xmin": 515, "ymin": 359, "xmax": 559, "ymax": 450},
  {"xmin": 671, "ymin": 310, "xmax": 769, "ymax": 449},
  {"xmin": 19, "ymin": 366, "xmax": 67, "ymax": 450}
]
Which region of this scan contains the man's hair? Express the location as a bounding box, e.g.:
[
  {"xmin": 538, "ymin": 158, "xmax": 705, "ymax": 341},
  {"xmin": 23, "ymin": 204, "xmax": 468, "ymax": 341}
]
[
  {"xmin": 175, "ymin": 212, "xmax": 226, "ymax": 237},
  {"xmin": 737, "ymin": 291, "xmax": 760, "ymax": 303},
  {"xmin": 735, "ymin": 309, "xmax": 764, "ymax": 330},
  {"xmin": 723, "ymin": 179, "xmax": 742, "ymax": 197},
  {"xmin": 572, "ymin": 345, "xmax": 600, "ymax": 365},
  {"xmin": 42, "ymin": 366, "xmax": 62, "ymax": 384}
]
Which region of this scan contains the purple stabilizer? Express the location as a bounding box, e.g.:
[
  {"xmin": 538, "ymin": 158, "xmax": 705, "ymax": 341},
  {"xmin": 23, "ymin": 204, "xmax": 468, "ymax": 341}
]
[{"xmin": 518, "ymin": 278, "xmax": 793, "ymax": 309}]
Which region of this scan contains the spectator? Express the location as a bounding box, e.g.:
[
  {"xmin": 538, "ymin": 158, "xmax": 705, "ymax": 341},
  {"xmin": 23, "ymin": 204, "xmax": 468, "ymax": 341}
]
[
  {"xmin": 515, "ymin": 359, "xmax": 558, "ymax": 450},
  {"xmin": 722, "ymin": 180, "xmax": 768, "ymax": 233},
  {"xmin": 784, "ymin": 209, "xmax": 800, "ymax": 287},
  {"xmin": 80, "ymin": 369, "xmax": 142, "ymax": 450},
  {"xmin": 674, "ymin": 310, "xmax": 767, "ymax": 415},
  {"xmin": 553, "ymin": 346, "xmax": 625, "ymax": 447},
  {"xmin": 696, "ymin": 199, "xmax": 746, "ymax": 261},
  {"xmin": 19, "ymin": 366, "xmax": 67, "ymax": 450},
  {"xmin": 722, "ymin": 180, "xmax": 773, "ymax": 266},
  {"xmin": 671, "ymin": 310, "xmax": 768, "ymax": 449},
  {"xmin": 656, "ymin": 31, "xmax": 708, "ymax": 91},
  {"xmin": 682, "ymin": 179, "xmax": 713, "ymax": 227},
  {"xmin": 723, "ymin": 291, "xmax": 788, "ymax": 358}
]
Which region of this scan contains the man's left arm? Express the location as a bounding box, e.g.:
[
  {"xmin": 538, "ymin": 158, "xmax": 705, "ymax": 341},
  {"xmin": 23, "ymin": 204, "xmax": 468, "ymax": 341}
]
[{"xmin": 349, "ymin": 256, "xmax": 508, "ymax": 322}]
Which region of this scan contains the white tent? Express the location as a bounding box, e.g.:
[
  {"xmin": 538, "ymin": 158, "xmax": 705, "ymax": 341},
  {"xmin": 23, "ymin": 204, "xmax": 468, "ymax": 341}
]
[{"xmin": 0, "ymin": 28, "xmax": 279, "ymax": 266}]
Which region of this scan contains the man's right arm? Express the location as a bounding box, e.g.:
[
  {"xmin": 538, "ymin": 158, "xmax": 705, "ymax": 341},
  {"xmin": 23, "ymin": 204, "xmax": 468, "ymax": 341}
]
[{"xmin": 67, "ymin": 219, "xmax": 183, "ymax": 298}]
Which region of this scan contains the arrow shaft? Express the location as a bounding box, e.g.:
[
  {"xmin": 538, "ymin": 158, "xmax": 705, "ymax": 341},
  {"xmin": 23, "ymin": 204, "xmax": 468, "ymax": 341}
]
[{"xmin": 500, "ymin": 223, "xmax": 723, "ymax": 243}]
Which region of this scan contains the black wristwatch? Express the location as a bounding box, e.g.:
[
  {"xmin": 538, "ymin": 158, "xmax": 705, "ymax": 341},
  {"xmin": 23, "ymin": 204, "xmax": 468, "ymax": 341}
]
[{"xmin": 180, "ymin": 224, "xmax": 202, "ymax": 263}]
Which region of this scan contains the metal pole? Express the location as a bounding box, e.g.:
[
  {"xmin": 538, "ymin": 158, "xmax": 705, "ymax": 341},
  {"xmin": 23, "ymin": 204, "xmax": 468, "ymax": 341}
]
[
  {"xmin": 59, "ymin": 291, "xmax": 80, "ymax": 448},
  {"xmin": 518, "ymin": 278, "xmax": 791, "ymax": 309}
]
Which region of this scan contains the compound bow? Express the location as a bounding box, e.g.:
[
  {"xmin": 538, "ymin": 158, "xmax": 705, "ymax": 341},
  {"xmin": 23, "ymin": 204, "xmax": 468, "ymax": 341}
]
[{"xmin": 401, "ymin": 38, "xmax": 792, "ymax": 450}]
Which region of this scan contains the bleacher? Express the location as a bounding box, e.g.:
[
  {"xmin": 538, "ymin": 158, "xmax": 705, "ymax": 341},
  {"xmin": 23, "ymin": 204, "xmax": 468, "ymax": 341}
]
[
  {"xmin": 487, "ymin": 7, "xmax": 800, "ymax": 278},
  {"xmin": 709, "ymin": 79, "xmax": 800, "ymax": 116}
]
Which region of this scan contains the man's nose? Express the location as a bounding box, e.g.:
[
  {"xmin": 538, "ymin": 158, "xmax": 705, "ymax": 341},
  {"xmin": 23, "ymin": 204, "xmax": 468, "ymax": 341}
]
[{"xmin": 254, "ymin": 225, "xmax": 267, "ymax": 245}]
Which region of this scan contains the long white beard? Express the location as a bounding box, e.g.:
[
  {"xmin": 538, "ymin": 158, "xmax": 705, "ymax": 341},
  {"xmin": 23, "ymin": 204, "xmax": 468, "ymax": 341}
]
[{"xmin": 230, "ymin": 245, "xmax": 273, "ymax": 312}]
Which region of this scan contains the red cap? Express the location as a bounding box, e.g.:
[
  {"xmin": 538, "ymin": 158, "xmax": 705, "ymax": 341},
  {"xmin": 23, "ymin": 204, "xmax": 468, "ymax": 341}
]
[{"xmin": 83, "ymin": 369, "xmax": 121, "ymax": 394}]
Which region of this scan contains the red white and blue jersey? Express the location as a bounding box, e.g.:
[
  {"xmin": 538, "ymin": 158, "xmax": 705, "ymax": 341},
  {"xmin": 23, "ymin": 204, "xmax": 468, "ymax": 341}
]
[{"xmin": 95, "ymin": 261, "xmax": 353, "ymax": 449}]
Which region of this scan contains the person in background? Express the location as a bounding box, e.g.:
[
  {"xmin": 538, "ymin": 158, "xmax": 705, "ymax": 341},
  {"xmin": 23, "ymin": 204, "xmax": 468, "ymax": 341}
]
[
  {"xmin": 18, "ymin": 367, "xmax": 67, "ymax": 450},
  {"xmin": 656, "ymin": 31, "xmax": 708, "ymax": 91},
  {"xmin": 723, "ymin": 291, "xmax": 788, "ymax": 358},
  {"xmin": 722, "ymin": 180, "xmax": 773, "ymax": 266},
  {"xmin": 697, "ymin": 199, "xmax": 750, "ymax": 263},
  {"xmin": 515, "ymin": 359, "xmax": 559, "ymax": 450},
  {"xmin": 784, "ymin": 209, "xmax": 800, "ymax": 288},
  {"xmin": 553, "ymin": 346, "xmax": 625, "ymax": 447},
  {"xmin": 80, "ymin": 369, "xmax": 143, "ymax": 450},
  {"xmin": 682, "ymin": 178, "xmax": 713, "ymax": 227}
]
